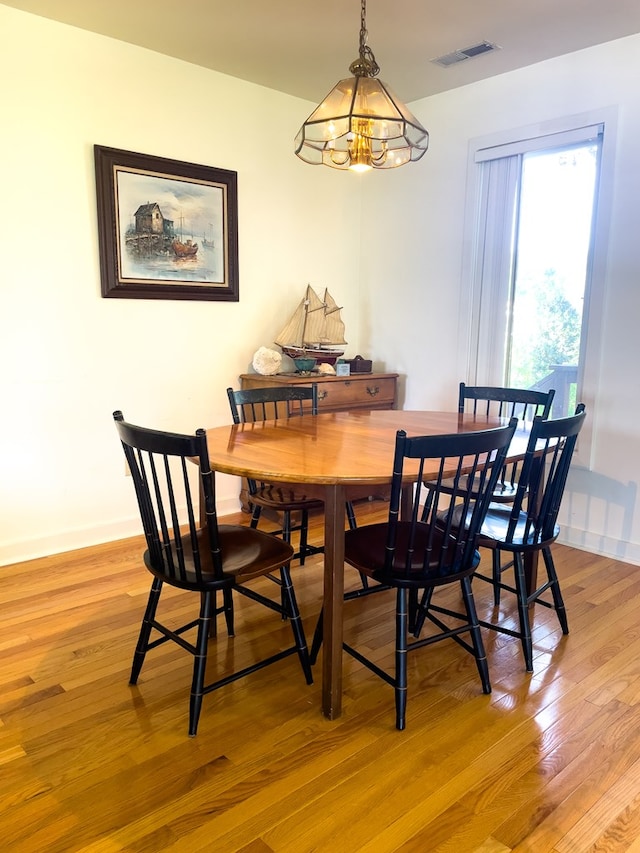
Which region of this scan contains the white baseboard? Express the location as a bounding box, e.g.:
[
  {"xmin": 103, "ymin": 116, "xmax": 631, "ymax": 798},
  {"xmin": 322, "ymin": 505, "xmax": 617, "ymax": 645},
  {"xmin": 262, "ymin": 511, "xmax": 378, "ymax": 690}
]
[
  {"xmin": 0, "ymin": 495, "xmax": 243, "ymax": 567},
  {"xmin": 558, "ymin": 525, "xmax": 640, "ymax": 566},
  {"xmin": 4, "ymin": 514, "xmax": 639, "ymax": 570}
]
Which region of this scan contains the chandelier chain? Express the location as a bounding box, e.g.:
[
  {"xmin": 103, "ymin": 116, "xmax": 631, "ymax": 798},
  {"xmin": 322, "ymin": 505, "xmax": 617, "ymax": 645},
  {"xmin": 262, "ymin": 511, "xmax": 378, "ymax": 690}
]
[{"xmin": 358, "ymin": 0, "xmax": 379, "ymax": 77}]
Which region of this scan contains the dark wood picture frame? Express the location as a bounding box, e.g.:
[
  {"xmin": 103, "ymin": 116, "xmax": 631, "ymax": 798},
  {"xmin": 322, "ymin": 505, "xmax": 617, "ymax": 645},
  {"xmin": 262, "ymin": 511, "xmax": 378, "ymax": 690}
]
[{"xmin": 94, "ymin": 145, "xmax": 239, "ymax": 301}]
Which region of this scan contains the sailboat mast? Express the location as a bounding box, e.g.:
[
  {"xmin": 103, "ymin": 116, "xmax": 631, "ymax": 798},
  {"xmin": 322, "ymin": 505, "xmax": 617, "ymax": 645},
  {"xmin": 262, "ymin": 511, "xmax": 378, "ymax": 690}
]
[{"xmin": 300, "ymin": 286, "xmax": 311, "ymax": 349}]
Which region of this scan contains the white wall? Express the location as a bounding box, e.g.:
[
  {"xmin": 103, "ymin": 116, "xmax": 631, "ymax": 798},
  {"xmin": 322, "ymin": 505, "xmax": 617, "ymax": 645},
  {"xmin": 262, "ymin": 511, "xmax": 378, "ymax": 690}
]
[
  {"xmin": 2, "ymin": 5, "xmax": 639, "ymax": 567},
  {"xmin": 0, "ymin": 6, "xmax": 364, "ymax": 564},
  {"xmin": 362, "ymin": 34, "xmax": 640, "ymax": 563}
]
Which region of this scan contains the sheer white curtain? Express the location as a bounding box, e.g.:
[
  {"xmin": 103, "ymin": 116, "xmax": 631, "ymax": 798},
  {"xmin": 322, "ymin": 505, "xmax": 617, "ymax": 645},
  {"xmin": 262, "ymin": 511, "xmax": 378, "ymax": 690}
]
[
  {"xmin": 468, "ymin": 153, "xmax": 520, "ymax": 385},
  {"xmin": 466, "ymin": 123, "xmax": 603, "ymax": 386}
]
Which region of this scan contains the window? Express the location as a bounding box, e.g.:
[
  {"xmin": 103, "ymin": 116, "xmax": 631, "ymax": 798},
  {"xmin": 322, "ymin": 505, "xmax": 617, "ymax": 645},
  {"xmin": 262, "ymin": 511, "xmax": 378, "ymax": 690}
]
[
  {"xmin": 462, "ymin": 111, "xmax": 615, "ymax": 451},
  {"xmin": 508, "ymin": 142, "xmax": 599, "ymax": 416}
]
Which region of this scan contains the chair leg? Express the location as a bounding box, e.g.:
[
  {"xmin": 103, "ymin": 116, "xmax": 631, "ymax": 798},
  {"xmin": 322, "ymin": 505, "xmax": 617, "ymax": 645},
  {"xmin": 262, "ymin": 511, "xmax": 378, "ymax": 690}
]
[
  {"xmin": 492, "ymin": 548, "xmax": 502, "ymax": 606},
  {"xmin": 460, "ymin": 576, "xmax": 491, "ymax": 693},
  {"xmin": 249, "ymin": 503, "xmax": 261, "ymax": 529},
  {"xmin": 513, "ymin": 553, "xmax": 534, "ymax": 672},
  {"xmin": 408, "ymin": 588, "xmax": 419, "ymax": 634},
  {"xmin": 223, "ymin": 587, "xmax": 235, "ymax": 637},
  {"xmin": 188, "ymin": 591, "xmax": 212, "ymax": 737},
  {"xmin": 130, "ymin": 577, "xmax": 163, "ymax": 684},
  {"xmin": 395, "ymin": 588, "xmax": 409, "ymax": 731},
  {"xmin": 207, "ymin": 590, "xmax": 218, "ymax": 638},
  {"xmin": 542, "ymin": 546, "xmax": 569, "ymax": 634},
  {"xmin": 420, "ymin": 489, "xmax": 435, "ymax": 523},
  {"xmin": 280, "ymin": 565, "xmax": 313, "ymax": 684},
  {"xmin": 358, "ymin": 572, "xmax": 370, "ymax": 591},
  {"xmin": 207, "ymin": 587, "xmax": 236, "ymax": 638},
  {"xmin": 412, "ymin": 587, "xmax": 433, "ymax": 638},
  {"xmin": 281, "ymin": 510, "xmax": 292, "ymax": 544},
  {"xmin": 309, "ymin": 608, "xmax": 323, "ymax": 665},
  {"xmin": 276, "ymin": 510, "xmax": 294, "ymax": 615},
  {"xmin": 345, "ymin": 503, "xmax": 371, "ymax": 589},
  {"xmin": 298, "ymin": 509, "xmax": 309, "ymax": 565}
]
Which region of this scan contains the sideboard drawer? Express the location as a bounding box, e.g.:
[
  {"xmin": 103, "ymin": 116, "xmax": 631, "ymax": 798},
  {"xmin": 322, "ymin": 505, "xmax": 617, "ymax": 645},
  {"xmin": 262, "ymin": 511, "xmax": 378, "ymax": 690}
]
[
  {"xmin": 316, "ymin": 376, "xmax": 397, "ymax": 411},
  {"xmin": 239, "ymin": 371, "xmax": 398, "ymax": 413}
]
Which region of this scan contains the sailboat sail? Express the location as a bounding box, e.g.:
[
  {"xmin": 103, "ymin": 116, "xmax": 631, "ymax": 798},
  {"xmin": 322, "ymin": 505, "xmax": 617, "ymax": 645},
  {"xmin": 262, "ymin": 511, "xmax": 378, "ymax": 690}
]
[
  {"xmin": 275, "ymin": 285, "xmax": 347, "ymax": 363},
  {"xmin": 321, "ymin": 290, "xmax": 346, "ymax": 344}
]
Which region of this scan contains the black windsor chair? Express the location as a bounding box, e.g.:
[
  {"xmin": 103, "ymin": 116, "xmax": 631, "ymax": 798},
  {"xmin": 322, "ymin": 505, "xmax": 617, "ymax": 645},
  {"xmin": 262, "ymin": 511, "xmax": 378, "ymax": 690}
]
[
  {"xmin": 472, "ymin": 403, "xmax": 587, "ymax": 671},
  {"xmin": 417, "ymin": 404, "xmax": 587, "ymax": 673},
  {"xmin": 114, "ymin": 411, "xmax": 312, "ymax": 736},
  {"xmin": 311, "ymin": 418, "xmax": 518, "ymax": 730},
  {"xmin": 424, "ymin": 383, "xmax": 556, "ymax": 610}
]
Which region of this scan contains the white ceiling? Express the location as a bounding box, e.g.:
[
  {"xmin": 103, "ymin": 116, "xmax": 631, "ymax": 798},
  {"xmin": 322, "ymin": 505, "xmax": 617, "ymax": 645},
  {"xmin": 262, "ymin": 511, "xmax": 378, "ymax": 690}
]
[{"xmin": 4, "ymin": 0, "xmax": 640, "ymax": 103}]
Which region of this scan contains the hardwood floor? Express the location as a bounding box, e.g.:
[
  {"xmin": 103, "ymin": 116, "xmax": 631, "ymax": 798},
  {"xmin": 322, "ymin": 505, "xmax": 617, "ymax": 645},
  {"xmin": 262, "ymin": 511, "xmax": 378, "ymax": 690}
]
[{"xmin": 2, "ymin": 501, "xmax": 640, "ymax": 852}]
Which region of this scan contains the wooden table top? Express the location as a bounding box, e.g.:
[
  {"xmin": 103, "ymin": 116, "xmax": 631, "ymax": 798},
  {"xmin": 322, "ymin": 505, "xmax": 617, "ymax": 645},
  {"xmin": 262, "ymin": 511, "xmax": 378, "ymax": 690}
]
[{"xmin": 205, "ymin": 409, "xmax": 524, "ymax": 486}]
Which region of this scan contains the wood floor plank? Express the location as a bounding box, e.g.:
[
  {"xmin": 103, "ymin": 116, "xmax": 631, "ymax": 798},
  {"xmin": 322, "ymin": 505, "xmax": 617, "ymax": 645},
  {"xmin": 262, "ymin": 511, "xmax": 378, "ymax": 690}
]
[
  {"xmin": 500, "ymin": 702, "xmax": 640, "ymax": 851},
  {"xmin": 554, "ymin": 754, "xmax": 640, "ymax": 851}
]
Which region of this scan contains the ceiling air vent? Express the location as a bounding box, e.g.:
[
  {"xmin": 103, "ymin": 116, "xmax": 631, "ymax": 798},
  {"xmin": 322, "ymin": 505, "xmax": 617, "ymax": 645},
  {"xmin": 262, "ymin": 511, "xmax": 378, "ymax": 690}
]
[{"xmin": 432, "ymin": 40, "xmax": 500, "ymax": 68}]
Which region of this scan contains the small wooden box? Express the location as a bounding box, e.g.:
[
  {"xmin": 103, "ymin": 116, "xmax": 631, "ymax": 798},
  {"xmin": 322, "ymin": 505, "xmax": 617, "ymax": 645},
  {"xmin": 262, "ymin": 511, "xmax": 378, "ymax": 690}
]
[{"xmin": 344, "ymin": 355, "xmax": 373, "ymax": 373}]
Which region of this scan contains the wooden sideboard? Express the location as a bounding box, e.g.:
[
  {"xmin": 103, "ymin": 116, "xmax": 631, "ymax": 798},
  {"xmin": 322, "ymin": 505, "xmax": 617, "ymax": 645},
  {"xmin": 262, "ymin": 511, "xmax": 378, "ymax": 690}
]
[
  {"xmin": 236, "ymin": 371, "xmax": 398, "ymax": 512},
  {"xmin": 238, "ymin": 371, "xmax": 398, "ymax": 413}
]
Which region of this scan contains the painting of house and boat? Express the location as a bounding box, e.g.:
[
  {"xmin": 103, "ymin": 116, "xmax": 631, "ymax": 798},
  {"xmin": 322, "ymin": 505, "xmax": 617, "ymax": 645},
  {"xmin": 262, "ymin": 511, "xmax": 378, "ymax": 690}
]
[{"xmin": 117, "ymin": 170, "xmax": 224, "ymax": 284}]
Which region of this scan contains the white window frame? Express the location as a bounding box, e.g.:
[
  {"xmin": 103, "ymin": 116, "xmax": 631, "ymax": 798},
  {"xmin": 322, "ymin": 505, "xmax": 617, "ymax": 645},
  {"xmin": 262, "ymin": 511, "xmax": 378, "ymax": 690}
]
[{"xmin": 457, "ymin": 108, "xmax": 618, "ymax": 468}]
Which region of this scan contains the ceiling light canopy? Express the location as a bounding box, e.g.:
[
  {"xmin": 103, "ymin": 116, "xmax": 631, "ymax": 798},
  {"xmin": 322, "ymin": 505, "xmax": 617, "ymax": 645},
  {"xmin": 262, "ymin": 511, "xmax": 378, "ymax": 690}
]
[{"xmin": 294, "ymin": 0, "xmax": 429, "ymax": 172}]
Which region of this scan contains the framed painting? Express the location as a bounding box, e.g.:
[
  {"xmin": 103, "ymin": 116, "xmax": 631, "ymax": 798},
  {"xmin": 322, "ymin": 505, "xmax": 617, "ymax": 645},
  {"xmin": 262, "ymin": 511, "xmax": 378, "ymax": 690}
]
[{"xmin": 94, "ymin": 145, "xmax": 239, "ymax": 301}]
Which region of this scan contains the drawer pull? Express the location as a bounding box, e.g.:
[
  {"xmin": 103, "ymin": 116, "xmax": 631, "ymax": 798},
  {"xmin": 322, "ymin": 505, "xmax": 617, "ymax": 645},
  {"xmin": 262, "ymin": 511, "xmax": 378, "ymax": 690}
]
[
  {"xmin": 366, "ymin": 386, "xmax": 380, "ymax": 397},
  {"xmin": 318, "ymin": 390, "xmax": 328, "ymax": 401}
]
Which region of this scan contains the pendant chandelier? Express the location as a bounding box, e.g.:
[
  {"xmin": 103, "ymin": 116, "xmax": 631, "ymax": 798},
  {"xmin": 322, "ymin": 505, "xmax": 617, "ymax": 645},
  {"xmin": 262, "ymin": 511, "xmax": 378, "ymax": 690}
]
[{"xmin": 294, "ymin": 0, "xmax": 429, "ymax": 172}]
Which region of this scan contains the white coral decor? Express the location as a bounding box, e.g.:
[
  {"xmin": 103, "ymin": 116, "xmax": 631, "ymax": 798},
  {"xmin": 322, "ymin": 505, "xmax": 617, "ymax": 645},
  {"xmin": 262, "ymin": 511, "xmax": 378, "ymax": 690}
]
[{"xmin": 252, "ymin": 346, "xmax": 282, "ymax": 376}]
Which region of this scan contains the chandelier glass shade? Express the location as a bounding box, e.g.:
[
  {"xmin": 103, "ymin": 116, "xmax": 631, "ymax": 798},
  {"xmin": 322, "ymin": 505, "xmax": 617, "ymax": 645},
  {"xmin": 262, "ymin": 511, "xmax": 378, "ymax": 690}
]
[{"xmin": 294, "ymin": 0, "xmax": 429, "ymax": 171}]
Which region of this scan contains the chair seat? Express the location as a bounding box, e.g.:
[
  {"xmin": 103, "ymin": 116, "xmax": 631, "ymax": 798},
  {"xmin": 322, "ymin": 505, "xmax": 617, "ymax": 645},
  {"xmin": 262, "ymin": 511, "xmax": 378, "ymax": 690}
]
[
  {"xmin": 250, "ymin": 483, "xmax": 324, "ymax": 512},
  {"xmin": 345, "ymin": 522, "xmax": 480, "ymax": 587},
  {"xmin": 479, "ymin": 505, "xmax": 560, "ymax": 549},
  {"xmin": 459, "ymin": 474, "xmax": 518, "ymax": 502},
  {"xmin": 144, "ymin": 525, "xmax": 295, "ymax": 589}
]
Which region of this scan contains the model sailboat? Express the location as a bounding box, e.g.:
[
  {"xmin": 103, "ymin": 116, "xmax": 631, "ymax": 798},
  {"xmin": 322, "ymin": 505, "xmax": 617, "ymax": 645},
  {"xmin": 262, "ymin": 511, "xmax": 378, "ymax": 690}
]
[{"xmin": 275, "ymin": 285, "xmax": 347, "ymax": 364}]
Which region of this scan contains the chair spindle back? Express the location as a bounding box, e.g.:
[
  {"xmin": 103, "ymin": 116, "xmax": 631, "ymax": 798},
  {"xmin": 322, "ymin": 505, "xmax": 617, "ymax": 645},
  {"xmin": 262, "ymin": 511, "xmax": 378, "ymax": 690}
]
[
  {"xmin": 113, "ymin": 411, "xmax": 222, "ymax": 586},
  {"xmin": 459, "ymin": 382, "xmax": 555, "ymax": 422},
  {"xmin": 499, "ymin": 403, "xmax": 586, "ymax": 546},
  {"xmin": 382, "ymin": 420, "xmax": 518, "ymax": 583},
  {"xmin": 227, "ymin": 384, "xmax": 319, "ymax": 424}
]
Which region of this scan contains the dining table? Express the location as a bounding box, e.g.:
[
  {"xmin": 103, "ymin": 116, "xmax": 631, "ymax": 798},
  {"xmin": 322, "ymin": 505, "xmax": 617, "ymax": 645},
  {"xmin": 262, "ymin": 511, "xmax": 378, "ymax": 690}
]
[{"xmin": 205, "ymin": 408, "xmax": 531, "ymax": 720}]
